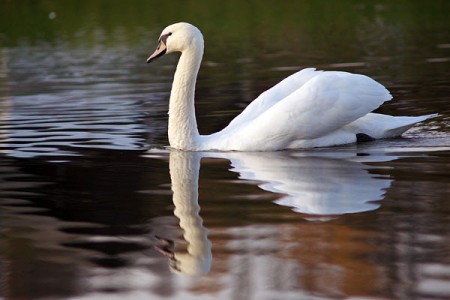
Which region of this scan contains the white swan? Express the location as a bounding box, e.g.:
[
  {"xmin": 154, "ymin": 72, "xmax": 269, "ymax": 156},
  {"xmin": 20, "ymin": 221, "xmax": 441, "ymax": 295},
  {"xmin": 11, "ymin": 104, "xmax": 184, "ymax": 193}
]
[{"xmin": 147, "ymin": 22, "xmax": 436, "ymax": 151}]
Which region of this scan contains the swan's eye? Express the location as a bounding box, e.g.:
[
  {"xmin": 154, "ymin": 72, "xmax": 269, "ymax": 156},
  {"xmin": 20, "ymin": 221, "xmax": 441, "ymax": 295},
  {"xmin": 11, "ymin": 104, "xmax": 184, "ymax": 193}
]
[{"xmin": 160, "ymin": 32, "xmax": 172, "ymax": 45}]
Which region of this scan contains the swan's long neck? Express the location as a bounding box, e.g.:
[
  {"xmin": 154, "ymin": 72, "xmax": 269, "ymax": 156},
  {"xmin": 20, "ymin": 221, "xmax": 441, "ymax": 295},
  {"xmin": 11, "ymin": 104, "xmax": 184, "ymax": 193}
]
[{"xmin": 168, "ymin": 44, "xmax": 203, "ymax": 150}]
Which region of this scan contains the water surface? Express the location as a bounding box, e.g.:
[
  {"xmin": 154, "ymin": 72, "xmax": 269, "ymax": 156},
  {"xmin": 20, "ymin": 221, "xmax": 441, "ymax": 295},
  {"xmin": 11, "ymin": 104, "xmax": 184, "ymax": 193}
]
[{"xmin": 1, "ymin": 1, "xmax": 449, "ymax": 299}]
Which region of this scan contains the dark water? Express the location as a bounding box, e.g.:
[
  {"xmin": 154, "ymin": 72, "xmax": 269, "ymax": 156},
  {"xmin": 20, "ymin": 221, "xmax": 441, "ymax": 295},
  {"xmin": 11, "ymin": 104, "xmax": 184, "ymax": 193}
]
[{"xmin": 1, "ymin": 1, "xmax": 450, "ymax": 299}]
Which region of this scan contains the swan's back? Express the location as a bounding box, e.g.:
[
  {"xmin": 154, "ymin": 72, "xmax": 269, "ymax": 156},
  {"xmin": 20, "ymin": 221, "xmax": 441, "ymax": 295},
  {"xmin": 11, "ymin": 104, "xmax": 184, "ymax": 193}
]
[
  {"xmin": 206, "ymin": 70, "xmax": 392, "ymax": 151},
  {"xmin": 222, "ymin": 68, "xmax": 322, "ymax": 133}
]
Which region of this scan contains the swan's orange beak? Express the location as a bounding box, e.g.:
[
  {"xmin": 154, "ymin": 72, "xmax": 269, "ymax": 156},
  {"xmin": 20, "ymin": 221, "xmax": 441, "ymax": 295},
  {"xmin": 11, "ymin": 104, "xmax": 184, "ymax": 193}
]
[
  {"xmin": 147, "ymin": 40, "xmax": 167, "ymax": 63},
  {"xmin": 147, "ymin": 33, "xmax": 172, "ymax": 63}
]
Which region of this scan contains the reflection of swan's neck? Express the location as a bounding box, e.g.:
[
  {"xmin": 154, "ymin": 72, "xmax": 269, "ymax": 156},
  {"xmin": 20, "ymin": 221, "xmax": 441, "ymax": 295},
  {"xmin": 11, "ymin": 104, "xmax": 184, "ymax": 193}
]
[
  {"xmin": 169, "ymin": 150, "xmax": 211, "ymax": 275},
  {"xmin": 168, "ymin": 45, "xmax": 203, "ymax": 150}
]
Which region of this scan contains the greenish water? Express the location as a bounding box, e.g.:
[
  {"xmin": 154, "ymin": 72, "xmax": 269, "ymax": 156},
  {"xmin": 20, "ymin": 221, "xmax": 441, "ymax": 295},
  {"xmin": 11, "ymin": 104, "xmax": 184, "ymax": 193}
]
[{"xmin": 1, "ymin": 1, "xmax": 449, "ymax": 299}]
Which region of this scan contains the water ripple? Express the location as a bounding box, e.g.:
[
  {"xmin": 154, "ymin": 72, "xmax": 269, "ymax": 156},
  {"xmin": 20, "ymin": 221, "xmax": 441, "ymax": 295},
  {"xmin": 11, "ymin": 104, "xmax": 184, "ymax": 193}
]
[{"xmin": 1, "ymin": 48, "xmax": 171, "ymax": 157}]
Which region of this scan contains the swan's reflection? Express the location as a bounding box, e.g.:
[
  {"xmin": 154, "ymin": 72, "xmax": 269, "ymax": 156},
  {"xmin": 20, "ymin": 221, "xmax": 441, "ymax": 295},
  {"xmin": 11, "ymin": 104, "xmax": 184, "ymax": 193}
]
[
  {"xmin": 156, "ymin": 150, "xmax": 212, "ymax": 275},
  {"xmin": 161, "ymin": 148, "xmax": 394, "ymax": 275},
  {"xmin": 222, "ymin": 151, "xmax": 393, "ymax": 215}
]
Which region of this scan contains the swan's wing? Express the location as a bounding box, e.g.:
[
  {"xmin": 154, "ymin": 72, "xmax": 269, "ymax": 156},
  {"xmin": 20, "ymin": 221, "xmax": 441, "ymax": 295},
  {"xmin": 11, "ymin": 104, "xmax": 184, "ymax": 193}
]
[
  {"xmin": 235, "ymin": 71, "xmax": 392, "ymax": 149},
  {"xmin": 222, "ymin": 68, "xmax": 322, "ymax": 133}
]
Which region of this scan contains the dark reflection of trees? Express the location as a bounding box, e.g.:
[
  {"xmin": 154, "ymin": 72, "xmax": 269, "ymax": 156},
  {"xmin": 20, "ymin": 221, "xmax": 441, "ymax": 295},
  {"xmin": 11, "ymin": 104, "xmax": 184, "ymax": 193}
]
[{"xmin": 0, "ymin": 151, "xmax": 175, "ymax": 298}]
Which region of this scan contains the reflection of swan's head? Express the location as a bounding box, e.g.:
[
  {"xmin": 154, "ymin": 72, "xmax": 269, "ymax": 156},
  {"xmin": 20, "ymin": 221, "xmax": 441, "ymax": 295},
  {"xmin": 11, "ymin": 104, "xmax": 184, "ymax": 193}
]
[
  {"xmin": 147, "ymin": 22, "xmax": 203, "ymax": 62},
  {"xmin": 154, "ymin": 235, "xmax": 211, "ymax": 276},
  {"xmin": 170, "ymin": 252, "xmax": 212, "ymax": 276}
]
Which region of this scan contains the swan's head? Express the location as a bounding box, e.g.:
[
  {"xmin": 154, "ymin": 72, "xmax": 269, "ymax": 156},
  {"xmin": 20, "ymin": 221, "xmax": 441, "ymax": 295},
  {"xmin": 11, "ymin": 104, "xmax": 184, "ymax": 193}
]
[{"xmin": 147, "ymin": 22, "xmax": 204, "ymax": 63}]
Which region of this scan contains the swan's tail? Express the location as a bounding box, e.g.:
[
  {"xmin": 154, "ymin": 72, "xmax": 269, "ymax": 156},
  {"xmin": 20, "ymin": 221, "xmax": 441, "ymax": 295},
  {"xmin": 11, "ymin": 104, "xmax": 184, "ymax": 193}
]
[
  {"xmin": 383, "ymin": 113, "xmax": 439, "ymax": 137},
  {"xmin": 346, "ymin": 113, "xmax": 439, "ymax": 139}
]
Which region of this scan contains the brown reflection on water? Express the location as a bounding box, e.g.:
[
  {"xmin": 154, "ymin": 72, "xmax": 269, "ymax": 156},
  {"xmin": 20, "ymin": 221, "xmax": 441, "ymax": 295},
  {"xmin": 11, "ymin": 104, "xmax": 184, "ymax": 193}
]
[{"xmin": 206, "ymin": 224, "xmax": 385, "ymax": 298}]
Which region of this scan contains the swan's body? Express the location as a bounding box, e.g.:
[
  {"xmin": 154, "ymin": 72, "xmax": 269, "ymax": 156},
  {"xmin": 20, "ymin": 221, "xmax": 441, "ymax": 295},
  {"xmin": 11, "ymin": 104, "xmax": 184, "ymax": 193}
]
[{"xmin": 147, "ymin": 22, "xmax": 436, "ymax": 151}]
